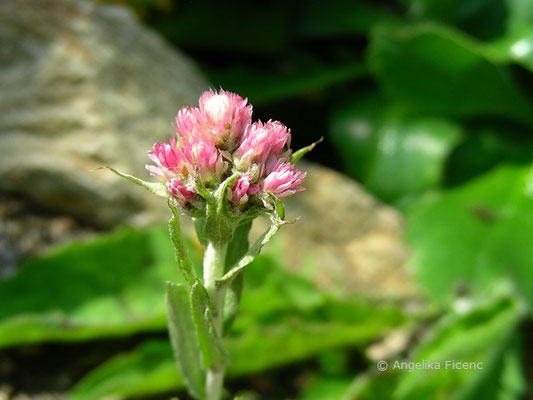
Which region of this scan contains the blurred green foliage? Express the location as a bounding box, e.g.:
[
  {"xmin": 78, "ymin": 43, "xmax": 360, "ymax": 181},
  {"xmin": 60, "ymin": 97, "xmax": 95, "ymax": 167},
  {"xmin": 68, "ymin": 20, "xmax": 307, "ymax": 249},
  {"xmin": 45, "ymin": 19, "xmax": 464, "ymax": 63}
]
[
  {"xmin": 0, "ymin": 226, "xmax": 405, "ymax": 399},
  {"xmin": 4, "ymin": 0, "xmax": 533, "ymax": 398}
]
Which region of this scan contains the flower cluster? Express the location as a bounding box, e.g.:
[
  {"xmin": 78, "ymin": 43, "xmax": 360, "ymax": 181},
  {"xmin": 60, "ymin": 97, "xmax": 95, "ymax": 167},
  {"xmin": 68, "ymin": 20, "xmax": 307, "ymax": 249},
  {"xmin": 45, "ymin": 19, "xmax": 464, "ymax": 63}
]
[{"xmin": 147, "ymin": 89, "xmax": 306, "ymax": 211}]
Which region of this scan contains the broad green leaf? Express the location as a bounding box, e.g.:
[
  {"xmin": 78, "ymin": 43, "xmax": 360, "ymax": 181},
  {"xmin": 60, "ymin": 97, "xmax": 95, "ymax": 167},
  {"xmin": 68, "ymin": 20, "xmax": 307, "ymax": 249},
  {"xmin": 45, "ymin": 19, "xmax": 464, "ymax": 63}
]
[
  {"xmin": 444, "ymin": 124, "xmax": 533, "ymax": 186},
  {"xmin": 330, "ymin": 95, "xmax": 462, "ymax": 201},
  {"xmin": 349, "ymin": 295, "xmax": 526, "ymax": 400},
  {"xmin": 190, "ymin": 281, "xmax": 227, "ymax": 370},
  {"xmin": 68, "ymin": 299, "xmax": 405, "ymax": 400},
  {"xmin": 407, "ymin": 164, "xmax": 533, "ymax": 305},
  {"xmin": 368, "ymin": 23, "xmax": 533, "ymax": 125},
  {"xmin": 471, "ymin": 1, "xmax": 533, "ymax": 73},
  {"xmin": 505, "ymin": 0, "xmax": 533, "ymax": 31},
  {"xmin": 166, "ymin": 282, "xmax": 205, "ymax": 399},
  {"xmin": 0, "ymin": 226, "xmax": 193, "ymax": 349}
]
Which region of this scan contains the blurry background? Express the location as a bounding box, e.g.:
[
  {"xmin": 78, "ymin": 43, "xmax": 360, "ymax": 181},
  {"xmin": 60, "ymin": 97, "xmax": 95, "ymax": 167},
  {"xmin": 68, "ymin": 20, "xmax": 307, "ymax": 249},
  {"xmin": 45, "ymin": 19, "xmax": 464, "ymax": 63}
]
[{"xmin": 1, "ymin": 0, "xmax": 533, "ymax": 399}]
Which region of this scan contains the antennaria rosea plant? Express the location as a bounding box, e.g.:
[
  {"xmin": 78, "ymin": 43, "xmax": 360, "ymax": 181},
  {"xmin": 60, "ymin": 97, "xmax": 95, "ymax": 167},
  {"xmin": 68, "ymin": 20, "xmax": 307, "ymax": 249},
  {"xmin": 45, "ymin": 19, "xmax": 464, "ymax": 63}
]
[{"xmin": 107, "ymin": 89, "xmax": 319, "ymax": 400}]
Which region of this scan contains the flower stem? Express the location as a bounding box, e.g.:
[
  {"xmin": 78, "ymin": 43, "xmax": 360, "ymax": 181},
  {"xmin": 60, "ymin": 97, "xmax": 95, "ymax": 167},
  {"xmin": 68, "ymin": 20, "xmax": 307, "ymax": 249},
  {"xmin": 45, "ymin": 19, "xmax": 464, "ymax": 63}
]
[{"xmin": 203, "ymin": 241, "xmax": 228, "ymax": 400}]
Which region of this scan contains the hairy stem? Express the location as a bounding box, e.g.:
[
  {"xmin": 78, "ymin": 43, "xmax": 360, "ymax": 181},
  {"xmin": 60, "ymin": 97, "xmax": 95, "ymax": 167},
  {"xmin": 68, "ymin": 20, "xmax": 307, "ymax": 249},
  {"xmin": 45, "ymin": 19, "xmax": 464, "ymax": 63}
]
[{"xmin": 203, "ymin": 241, "xmax": 228, "ymax": 400}]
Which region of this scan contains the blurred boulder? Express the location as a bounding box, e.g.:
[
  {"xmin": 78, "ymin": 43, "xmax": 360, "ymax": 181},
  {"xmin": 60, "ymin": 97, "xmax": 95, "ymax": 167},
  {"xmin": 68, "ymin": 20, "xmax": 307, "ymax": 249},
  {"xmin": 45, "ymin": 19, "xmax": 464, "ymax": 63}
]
[
  {"xmin": 254, "ymin": 162, "xmax": 415, "ymax": 299},
  {"xmin": 0, "ymin": 0, "xmax": 208, "ymax": 227}
]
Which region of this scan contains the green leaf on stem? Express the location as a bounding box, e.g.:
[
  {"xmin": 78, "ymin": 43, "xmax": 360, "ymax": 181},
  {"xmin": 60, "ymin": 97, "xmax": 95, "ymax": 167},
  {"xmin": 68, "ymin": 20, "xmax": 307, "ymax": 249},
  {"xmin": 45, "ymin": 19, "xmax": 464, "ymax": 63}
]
[
  {"xmin": 216, "ymin": 216, "xmax": 281, "ymax": 290},
  {"xmin": 168, "ymin": 202, "xmax": 196, "ymax": 285},
  {"xmin": 165, "ymin": 282, "xmax": 205, "ymax": 400},
  {"xmin": 291, "ymin": 138, "xmax": 323, "ymax": 164},
  {"xmin": 190, "ymin": 281, "xmax": 228, "ymax": 370},
  {"xmin": 101, "ymin": 167, "xmax": 169, "ymax": 199},
  {"xmin": 223, "ymin": 220, "xmax": 253, "ymax": 334}
]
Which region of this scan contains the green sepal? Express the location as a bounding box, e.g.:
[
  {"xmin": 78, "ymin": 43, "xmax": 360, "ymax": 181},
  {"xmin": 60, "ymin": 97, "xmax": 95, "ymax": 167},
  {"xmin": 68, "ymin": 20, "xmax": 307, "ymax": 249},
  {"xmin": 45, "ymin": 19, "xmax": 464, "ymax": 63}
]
[
  {"xmin": 290, "ymin": 137, "xmax": 323, "ymax": 164},
  {"xmin": 101, "ymin": 166, "xmax": 169, "ymax": 198},
  {"xmin": 223, "ymin": 220, "xmax": 252, "ymax": 334},
  {"xmin": 215, "ymin": 172, "xmax": 241, "ymax": 214},
  {"xmin": 168, "ymin": 202, "xmax": 196, "ymax": 285},
  {"xmin": 271, "ymin": 195, "xmax": 285, "ymax": 221},
  {"xmin": 190, "ymin": 281, "xmax": 228, "ymax": 370},
  {"xmin": 165, "ymin": 282, "xmax": 205, "ymax": 400}
]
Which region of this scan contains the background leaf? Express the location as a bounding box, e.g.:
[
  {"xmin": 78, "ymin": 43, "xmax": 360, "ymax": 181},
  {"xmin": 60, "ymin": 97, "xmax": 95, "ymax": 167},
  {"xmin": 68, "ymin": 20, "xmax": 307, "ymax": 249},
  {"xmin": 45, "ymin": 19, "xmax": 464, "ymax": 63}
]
[
  {"xmin": 330, "ymin": 95, "xmax": 462, "ymax": 202},
  {"xmin": 406, "ymin": 164, "xmax": 533, "ymax": 305},
  {"xmin": 368, "ymin": 23, "xmax": 533, "ymax": 125}
]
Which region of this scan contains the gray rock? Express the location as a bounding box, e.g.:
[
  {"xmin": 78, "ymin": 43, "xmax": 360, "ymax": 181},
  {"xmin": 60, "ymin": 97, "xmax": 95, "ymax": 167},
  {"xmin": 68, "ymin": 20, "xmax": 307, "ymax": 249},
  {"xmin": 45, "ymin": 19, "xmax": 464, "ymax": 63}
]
[
  {"xmin": 0, "ymin": 0, "xmax": 208, "ymax": 227},
  {"xmin": 0, "ymin": 0, "xmax": 414, "ymax": 299}
]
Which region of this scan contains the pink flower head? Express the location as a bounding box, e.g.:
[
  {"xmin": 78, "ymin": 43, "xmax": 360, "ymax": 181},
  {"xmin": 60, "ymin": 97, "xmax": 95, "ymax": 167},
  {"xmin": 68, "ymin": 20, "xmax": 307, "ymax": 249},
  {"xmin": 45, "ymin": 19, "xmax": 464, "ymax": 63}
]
[
  {"xmin": 235, "ymin": 120, "xmax": 290, "ymax": 170},
  {"xmin": 231, "ymin": 174, "xmax": 260, "ymax": 205},
  {"xmin": 174, "ymin": 107, "xmax": 198, "ymax": 139},
  {"xmin": 262, "ymin": 161, "xmax": 306, "ymax": 198},
  {"xmin": 167, "ymin": 178, "xmax": 196, "ymax": 205},
  {"xmin": 195, "ymin": 89, "xmax": 252, "ymax": 148},
  {"xmin": 146, "ymin": 138, "xmax": 184, "ymax": 181},
  {"xmin": 180, "ymin": 135, "xmax": 227, "ymax": 183}
]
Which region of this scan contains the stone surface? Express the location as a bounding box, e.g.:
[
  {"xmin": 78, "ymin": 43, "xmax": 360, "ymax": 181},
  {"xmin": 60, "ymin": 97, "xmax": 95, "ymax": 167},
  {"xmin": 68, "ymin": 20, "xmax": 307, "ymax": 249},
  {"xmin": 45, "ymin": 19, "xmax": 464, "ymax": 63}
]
[
  {"xmin": 253, "ymin": 162, "xmax": 416, "ymax": 300},
  {"xmin": 0, "ymin": 0, "xmax": 414, "ymax": 299},
  {"xmin": 0, "ymin": 0, "xmax": 208, "ymax": 228}
]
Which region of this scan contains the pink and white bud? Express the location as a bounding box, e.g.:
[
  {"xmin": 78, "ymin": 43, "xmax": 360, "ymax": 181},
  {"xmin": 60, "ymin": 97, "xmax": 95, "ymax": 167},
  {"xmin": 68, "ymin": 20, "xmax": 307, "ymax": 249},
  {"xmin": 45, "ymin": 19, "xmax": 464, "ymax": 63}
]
[
  {"xmin": 146, "ymin": 138, "xmax": 184, "ymax": 181},
  {"xmin": 196, "ymin": 89, "xmax": 252, "ymax": 148},
  {"xmin": 231, "ymin": 174, "xmax": 260, "ymax": 205},
  {"xmin": 180, "ymin": 136, "xmax": 227, "ymax": 183},
  {"xmin": 174, "ymin": 107, "xmax": 199, "ymax": 139},
  {"xmin": 167, "ymin": 178, "xmax": 196, "ymax": 204},
  {"xmin": 262, "ymin": 161, "xmax": 306, "ymax": 198},
  {"xmin": 235, "ymin": 120, "xmax": 290, "ymax": 170}
]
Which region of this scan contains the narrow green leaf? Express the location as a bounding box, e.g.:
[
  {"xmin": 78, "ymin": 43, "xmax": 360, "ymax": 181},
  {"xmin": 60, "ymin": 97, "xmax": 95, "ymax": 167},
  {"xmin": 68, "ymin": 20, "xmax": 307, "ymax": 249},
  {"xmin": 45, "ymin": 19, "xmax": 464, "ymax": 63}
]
[
  {"xmin": 165, "ymin": 282, "xmax": 205, "ymax": 400},
  {"xmin": 190, "ymin": 281, "xmax": 228, "ymax": 370},
  {"xmin": 216, "ymin": 217, "xmax": 281, "ymax": 289},
  {"xmin": 291, "ymin": 137, "xmax": 323, "ymax": 164},
  {"xmin": 101, "ymin": 166, "xmax": 169, "ymax": 198},
  {"xmin": 168, "ymin": 202, "xmax": 196, "ymax": 285},
  {"xmin": 223, "ymin": 221, "xmax": 252, "ymax": 333}
]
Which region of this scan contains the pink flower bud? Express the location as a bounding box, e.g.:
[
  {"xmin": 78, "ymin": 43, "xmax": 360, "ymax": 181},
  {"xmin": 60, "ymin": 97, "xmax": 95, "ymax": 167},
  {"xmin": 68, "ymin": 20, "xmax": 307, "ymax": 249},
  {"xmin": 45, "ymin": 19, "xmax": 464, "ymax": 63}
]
[
  {"xmin": 235, "ymin": 120, "xmax": 290, "ymax": 170},
  {"xmin": 180, "ymin": 136, "xmax": 227, "ymax": 183},
  {"xmin": 196, "ymin": 89, "xmax": 252, "ymax": 148},
  {"xmin": 262, "ymin": 161, "xmax": 306, "ymax": 198},
  {"xmin": 174, "ymin": 107, "xmax": 198, "ymax": 139},
  {"xmin": 146, "ymin": 138, "xmax": 184, "ymax": 181},
  {"xmin": 231, "ymin": 174, "xmax": 260, "ymax": 205},
  {"xmin": 167, "ymin": 178, "xmax": 196, "ymax": 204}
]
